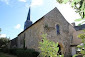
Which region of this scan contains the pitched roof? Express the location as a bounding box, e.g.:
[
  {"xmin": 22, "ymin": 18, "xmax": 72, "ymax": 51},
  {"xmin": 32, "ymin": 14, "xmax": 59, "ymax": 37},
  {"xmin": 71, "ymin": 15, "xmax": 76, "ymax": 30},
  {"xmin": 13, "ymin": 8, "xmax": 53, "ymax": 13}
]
[
  {"xmin": 74, "ymin": 24, "xmax": 85, "ymax": 31},
  {"xmin": 18, "ymin": 7, "xmax": 69, "ymax": 36}
]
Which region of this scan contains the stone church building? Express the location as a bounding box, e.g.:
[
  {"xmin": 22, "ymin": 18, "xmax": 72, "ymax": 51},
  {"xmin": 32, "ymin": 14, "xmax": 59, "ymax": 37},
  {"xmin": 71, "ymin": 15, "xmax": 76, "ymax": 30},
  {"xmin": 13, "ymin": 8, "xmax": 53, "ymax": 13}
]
[{"xmin": 9, "ymin": 7, "xmax": 84, "ymax": 57}]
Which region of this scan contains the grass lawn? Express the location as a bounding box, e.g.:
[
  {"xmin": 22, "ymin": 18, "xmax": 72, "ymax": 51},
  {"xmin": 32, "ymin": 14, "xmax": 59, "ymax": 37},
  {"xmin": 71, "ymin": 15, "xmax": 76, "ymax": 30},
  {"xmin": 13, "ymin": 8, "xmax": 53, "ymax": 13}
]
[{"xmin": 0, "ymin": 52, "xmax": 17, "ymax": 57}]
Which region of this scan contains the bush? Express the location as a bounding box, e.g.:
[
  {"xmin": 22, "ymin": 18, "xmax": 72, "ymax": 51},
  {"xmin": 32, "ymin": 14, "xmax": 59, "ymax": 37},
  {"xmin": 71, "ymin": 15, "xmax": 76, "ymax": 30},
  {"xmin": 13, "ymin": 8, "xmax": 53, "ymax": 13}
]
[
  {"xmin": 0, "ymin": 48, "xmax": 3, "ymax": 52},
  {"xmin": 39, "ymin": 34, "xmax": 64, "ymax": 57},
  {"xmin": 1, "ymin": 48, "xmax": 9, "ymax": 53},
  {"xmin": 8, "ymin": 48, "xmax": 17, "ymax": 55},
  {"xmin": 16, "ymin": 49, "xmax": 39, "ymax": 57},
  {"xmin": 0, "ymin": 48, "xmax": 39, "ymax": 57}
]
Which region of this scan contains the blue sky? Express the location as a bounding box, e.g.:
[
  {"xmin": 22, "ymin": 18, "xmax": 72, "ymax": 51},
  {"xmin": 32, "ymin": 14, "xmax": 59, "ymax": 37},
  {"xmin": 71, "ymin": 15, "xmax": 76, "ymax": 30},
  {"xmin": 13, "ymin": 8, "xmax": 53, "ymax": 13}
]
[{"xmin": 0, "ymin": 0, "xmax": 80, "ymax": 39}]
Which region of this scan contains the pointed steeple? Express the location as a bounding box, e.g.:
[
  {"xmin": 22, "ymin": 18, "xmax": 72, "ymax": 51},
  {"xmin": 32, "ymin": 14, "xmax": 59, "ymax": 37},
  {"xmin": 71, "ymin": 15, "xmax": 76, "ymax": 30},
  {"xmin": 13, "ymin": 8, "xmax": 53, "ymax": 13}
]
[
  {"xmin": 24, "ymin": 7, "xmax": 32, "ymax": 30},
  {"xmin": 27, "ymin": 7, "xmax": 30, "ymax": 20}
]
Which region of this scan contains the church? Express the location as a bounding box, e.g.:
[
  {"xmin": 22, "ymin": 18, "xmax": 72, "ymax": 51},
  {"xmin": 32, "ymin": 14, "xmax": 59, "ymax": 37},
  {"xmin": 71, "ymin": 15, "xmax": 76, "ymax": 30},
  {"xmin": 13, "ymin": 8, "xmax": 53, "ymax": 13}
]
[{"xmin": 9, "ymin": 7, "xmax": 84, "ymax": 57}]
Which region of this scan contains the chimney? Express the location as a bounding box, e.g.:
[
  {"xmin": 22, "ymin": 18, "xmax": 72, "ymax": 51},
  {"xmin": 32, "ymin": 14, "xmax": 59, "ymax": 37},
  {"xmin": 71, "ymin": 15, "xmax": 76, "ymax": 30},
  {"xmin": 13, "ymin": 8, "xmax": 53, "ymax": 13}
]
[{"xmin": 71, "ymin": 22, "xmax": 75, "ymax": 27}]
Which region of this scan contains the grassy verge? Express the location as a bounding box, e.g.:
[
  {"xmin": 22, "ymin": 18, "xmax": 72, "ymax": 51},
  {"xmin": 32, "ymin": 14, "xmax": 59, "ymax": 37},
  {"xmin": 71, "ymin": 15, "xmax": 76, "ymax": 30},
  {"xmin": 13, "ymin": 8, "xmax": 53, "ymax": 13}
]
[{"xmin": 0, "ymin": 52, "xmax": 17, "ymax": 57}]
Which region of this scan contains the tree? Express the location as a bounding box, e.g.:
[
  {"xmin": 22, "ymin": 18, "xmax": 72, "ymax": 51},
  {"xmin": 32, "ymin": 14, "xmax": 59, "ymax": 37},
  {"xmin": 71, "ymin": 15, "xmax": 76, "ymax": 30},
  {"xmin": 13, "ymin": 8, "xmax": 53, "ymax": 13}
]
[
  {"xmin": 0, "ymin": 37, "xmax": 10, "ymax": 48},
  {"xmin": 57, "ymin": 0, "xmax": 85, "ymax": 25},
  {"xmin": 0, "ymin": 28, "xmax": 1, "ymax": 36},
  {"xmin": 39, "ymin": 34, "xmax": 64, "ymax": 57},
  {"xmin": 0, "ymin": 28, "xmax": 1, "ymax": 32}
]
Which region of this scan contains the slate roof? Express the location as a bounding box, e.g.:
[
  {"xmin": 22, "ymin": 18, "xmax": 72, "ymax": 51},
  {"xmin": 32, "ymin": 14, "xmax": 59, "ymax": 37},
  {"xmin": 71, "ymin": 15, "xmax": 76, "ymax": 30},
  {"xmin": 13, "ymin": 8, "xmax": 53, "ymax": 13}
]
[{"xmin": 74, "ymin": 24, "xmax": 85, "ymax": 31}]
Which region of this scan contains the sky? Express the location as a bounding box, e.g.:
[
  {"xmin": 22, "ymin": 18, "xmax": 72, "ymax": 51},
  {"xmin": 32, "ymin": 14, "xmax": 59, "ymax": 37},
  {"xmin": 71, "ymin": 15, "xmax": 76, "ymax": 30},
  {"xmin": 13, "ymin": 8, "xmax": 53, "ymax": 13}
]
[{"xmin": 0, "ymin": 0, "xmax": 80, "ymax": 39}]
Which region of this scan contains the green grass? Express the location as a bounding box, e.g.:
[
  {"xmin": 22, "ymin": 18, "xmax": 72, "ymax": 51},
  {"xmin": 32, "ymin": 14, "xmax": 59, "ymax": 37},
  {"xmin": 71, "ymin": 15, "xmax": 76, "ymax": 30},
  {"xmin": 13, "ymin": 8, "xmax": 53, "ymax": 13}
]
[{"xmin": 0, "ymin": 52, "xmax": 17, "ymax": 57}]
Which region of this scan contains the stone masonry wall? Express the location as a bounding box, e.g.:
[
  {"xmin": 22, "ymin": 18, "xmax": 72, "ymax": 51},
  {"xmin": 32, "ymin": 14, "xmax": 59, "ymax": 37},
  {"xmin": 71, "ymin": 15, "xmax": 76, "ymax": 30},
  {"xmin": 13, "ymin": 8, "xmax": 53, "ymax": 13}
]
[
  {"xmin": 43, "ymin": 8, "xmax": 71, "ymax": 57},
  {"xmin": 17, "ymin": 7, "xmax": 73, "ymax": 57},
  {"xmin": 25, "ymin": 18, "xmax": 45, "ymax": 51}
]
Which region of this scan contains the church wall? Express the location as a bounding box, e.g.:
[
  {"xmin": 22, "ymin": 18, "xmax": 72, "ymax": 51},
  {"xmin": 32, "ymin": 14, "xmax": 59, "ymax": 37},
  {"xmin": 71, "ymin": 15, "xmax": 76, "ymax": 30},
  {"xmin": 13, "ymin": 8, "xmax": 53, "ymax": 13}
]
[
  {"xmin": 17, "ymin": 8, "xmax": 75, "ymax": 57},
  {"xmin": 10, "ymin": 37, "xmax": 17, "ymax": 48},
  {"xmin": 42, "ymin": 8, "xmax": 71, "ymax": 57},
  {"xmin": 69, "ymin": 24, "xmax": 77, "ymax": 45},
  {"xmin": 17, "ymin": 18, "xmax": 45, "ymax": 50},
  {"xmin": 24, "ymin": 18, "xmax": 45, "ymax": 51},
  {"xmin": 69, "ymin": 24, "xmax": 83, "ymax": 45},
  {"xmin": 73, "ymin": 30, "xmax": 84, "ymax": 45},
  {"xmin": 17, "ymin": 32, "xmax": 25, "ymax": 48}
]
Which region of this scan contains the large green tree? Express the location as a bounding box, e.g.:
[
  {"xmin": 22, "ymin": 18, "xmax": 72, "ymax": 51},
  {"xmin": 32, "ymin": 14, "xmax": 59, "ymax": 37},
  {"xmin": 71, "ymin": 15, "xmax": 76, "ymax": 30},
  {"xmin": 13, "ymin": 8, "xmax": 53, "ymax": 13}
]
[
  {"xmin": 0, "ymin": 37, "xmax": 9, "ymax": 48},
  {"xmin": 57, "ymin": 0, "xmax": 85, "ymax": 25},
  {"xmin": 0, "ymin": 28, "xmax": 9, "ymax": 48}
]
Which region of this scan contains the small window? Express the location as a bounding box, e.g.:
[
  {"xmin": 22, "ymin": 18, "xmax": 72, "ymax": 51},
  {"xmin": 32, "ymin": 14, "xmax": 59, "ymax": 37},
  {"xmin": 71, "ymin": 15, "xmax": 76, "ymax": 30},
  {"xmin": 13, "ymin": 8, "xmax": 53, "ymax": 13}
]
[
  {"xmin": 56, "ymin": 24, "xmax": 60, "ymax": 34},
  {"xmin": 71, "ymin": 36, "xmax": 73, "ymax": 43}
]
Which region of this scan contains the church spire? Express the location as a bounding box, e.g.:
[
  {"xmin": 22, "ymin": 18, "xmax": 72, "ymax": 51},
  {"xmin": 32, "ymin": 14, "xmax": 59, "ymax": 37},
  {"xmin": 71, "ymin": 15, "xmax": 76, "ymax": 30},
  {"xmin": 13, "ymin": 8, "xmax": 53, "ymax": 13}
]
[
  {"xmin": 27, "ymin": 7, "xmax": 30, "ymax": 20},
  {"xmin": 24, "ymin": 7, "xmax": 32, "ymax": 30}
]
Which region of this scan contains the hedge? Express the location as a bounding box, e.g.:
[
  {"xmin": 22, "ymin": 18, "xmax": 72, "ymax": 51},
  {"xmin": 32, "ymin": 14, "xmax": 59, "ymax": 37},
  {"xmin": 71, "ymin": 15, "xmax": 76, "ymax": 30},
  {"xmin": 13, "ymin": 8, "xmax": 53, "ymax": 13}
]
[
  {"xmin": 16, "ymin": 49, "xmax": 39, "ymax": 57},
  {"xmin": 0, "ymin": 48, "xmax": 39, "ymax": 57}
]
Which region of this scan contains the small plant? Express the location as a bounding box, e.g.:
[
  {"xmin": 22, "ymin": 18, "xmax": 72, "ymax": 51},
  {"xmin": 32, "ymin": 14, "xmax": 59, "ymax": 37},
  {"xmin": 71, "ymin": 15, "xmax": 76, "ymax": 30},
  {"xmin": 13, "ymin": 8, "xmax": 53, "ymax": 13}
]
[{"xmin": 39, "ymin": 34, "xmax": 64, "ymax": 57}]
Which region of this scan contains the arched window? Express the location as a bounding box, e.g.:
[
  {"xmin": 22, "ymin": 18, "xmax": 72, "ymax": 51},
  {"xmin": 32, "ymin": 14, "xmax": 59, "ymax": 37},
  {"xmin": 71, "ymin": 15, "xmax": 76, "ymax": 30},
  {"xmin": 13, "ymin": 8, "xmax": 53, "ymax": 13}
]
[{"xmin": 56, "ymin": 24, "xmax": 60, "ymax": 34}]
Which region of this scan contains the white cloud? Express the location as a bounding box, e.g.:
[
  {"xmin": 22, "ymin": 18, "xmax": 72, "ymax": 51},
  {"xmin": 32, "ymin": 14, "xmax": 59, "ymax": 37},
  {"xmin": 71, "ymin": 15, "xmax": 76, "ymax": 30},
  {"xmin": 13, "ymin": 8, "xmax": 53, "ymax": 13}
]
[
  {"xmin": 18, "ymin": 0, "xmax": 26, "ymax": 2},
  {"xmin": 30, "ymin": 0, "xmax": 43, "ymax": 7},
  {"xmin": 0, "ymin": 0, "xmax": 9, "ymax": 5},
  {"xmin": 14, "ymin": 24, "xmax": 21, "ymax": 29},
  {"xmin": 0, "ymin": 34, "xmax": 6, "ymax": 38},
  {"xmin": 24, "ymin": 0, "xmax": 43, "ymax": 8}
]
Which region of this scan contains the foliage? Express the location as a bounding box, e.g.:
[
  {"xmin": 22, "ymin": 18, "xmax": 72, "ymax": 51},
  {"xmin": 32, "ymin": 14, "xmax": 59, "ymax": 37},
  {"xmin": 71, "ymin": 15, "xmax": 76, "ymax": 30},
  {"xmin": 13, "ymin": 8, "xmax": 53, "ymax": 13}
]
[
  {"xmin": 8, "ymin": 48, "xmax": 18, "ymax": 55},
  {"xmin": 0, "ymin": 48, "xmax": 39, "ymax": 57},
  {"xmin": 39, "ymin": 34, "xmax": 64, "ymax": 57},
  {"xmin": 0, "ymin": 52, "xmax": 16, "ymax": 57},
  {"xmin": 73, "ymin": 30, "xmax": 85, "ymax": 57},
  {"xmin": 0, "ymin": 28, "xmax": 1, "ymax": 36},
  {"xmin": 0, "ymin": 28, "xmax": 1, "ymax": 32},
  {"xmin": 16, "ymin": 49, "xmax": 39, "ymax": 57},
  {"xmin": 0, "ymin": 28, "xmax": 10, "ymax": 49},
  {"xmin": 0, "ymin": 37, "xmax": 10, "ymax": 48},
  {"xmin": 1, "ymin": 48, "xmax": 9, "ymax": 53},
  {"xmin": 57, "ymin": 0, "xmax": 85, "ymax": 25},
  {"xmin": 57, "ymin": 0, "xmax": 85, "ymax": 19},
  {"xmin": 74, "ymin": 18, "xmax": 82, "ymax": 22},
  {"xmin": 77, "ymin": 33, "xmax": 85, "ymax": 56}
]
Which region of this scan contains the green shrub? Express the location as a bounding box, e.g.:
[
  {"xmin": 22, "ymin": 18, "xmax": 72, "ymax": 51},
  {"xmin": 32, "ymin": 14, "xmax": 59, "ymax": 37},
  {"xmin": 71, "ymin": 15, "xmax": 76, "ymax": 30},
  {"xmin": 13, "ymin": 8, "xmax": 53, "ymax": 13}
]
[
  {"xmin": 0, "ymin": 48, "xmax": 3, "ymax": 52},
  {"xmin": 1, "ymin": 48, "xmax": 9, "ymax": 53},
  {"xmin": 0, "ymin": 48, "xmax": 39, "ymax": 57},
  {"xmin": 73, "ymin": 30, "xmax": 85, "ymax": 57},
  {"xmin": 8, "ymin": 48, "xmax": 17, "ymax": 55},
  {"xmin": 39, "ymin": 34, "xmax": 64, "ymax": 57},
  {"xmin": 16, "ymin": 49, "xmax": 39, "ymax": 57}
]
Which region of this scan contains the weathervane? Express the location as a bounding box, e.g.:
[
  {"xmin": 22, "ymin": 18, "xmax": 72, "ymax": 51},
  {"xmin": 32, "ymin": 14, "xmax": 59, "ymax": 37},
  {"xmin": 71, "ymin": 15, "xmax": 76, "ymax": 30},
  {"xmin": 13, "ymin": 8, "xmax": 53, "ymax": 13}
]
[
  {"xmin": 29, "ymin": 0, "xmax": 32, "ymax": 7},
  {"xmin": 27, "ymin": 0, "xmax": 32, "ymax": 20}
]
